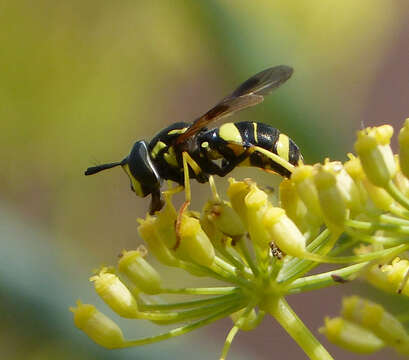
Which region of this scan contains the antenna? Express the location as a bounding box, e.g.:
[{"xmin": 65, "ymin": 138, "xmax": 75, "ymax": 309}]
[{"xmin": 84, "ymin": 161, "xmax": 123, "ymax": 176}]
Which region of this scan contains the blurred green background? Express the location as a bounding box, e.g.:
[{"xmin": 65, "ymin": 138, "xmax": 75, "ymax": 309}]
[{"xmin": 2, "ymin": 1, "xmax": 409, "ymax": 359}]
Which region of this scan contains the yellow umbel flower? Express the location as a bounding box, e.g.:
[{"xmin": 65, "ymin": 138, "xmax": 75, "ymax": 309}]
[
  {"xmin": 70, "ymin": 301, "xmax": 125, "ymax": 349},
  {"xmin": 355, "ymin": 125, "xmax": 396, "ymax": 187},
  {"xmin": 73, "ymin": 120, "xmax": 409, "ymax": 360}
]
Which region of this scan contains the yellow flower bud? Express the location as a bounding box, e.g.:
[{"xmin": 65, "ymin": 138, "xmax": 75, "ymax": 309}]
[
  {"xmin": 291, "ymin": 165, "xmax": 323, "ymax": 226},
  {"xmin": 399, "ymin": 119, "xmax": 409, "ymax": 178},
  {"xmin": 279, "ymin": 179, "xmax": 309, "ymax": 233},
  {"xmin": 342, "ymin": 296, "xmax": 409, "ymax": 346},
  {"xmin": 202, "ymin": 199, "xmax": 246, "ymax": 237},
  {"xmin": 70, "ymin": 301, "xmax": 125, "ymax": 349},
  {"xmin": 362, "ymin": 178, "xmax": 393, "ymax": 212},
  {"xmin": 153, "ymin": 197, "xmax": 178, "ymax": 249},
  {"xmin": 179, "ymin": 214, "xmax": 215, "ymax": 267},
  {"xmin": 228, "ymin": 179, "xmax": 271, "ymax": 248},
  {"xmin": 319, "ymin": 317, "xmax": 385, "ymax": 354},
  {"xmin": 382, "ymin": 257, "xmax": 409, "ymax": 296},
  {"xmin": 344, "ymin": 154, "xmax": 365, "ymax": 180},
  {"xmin": 263, "ymin": 207, "xmax": 306, "ymax": 257},
  {"xmin": 363, "ymin": 263, "xmax": 397, "ymax": 295},
  {"xmin": 314, "ymin": 164, "xmax": 346, "ymax": 231},
  {"xmin": 90, "ymin": 269, "xmax": 139, "ymax": 318},
  {"xmin": 244, "ymin": 183, "xmax": 272, "ymax": 249},
  {"xmin": 344, "ymin": 155, "xmax": 369, "ymax": 207},
  {"xmin": 227, "ymin": 178, "xmax": 252, "ymax": 226},
  {"xmin": 395, "ymin": 170, "xmax": 409, "ymax": 198},
  {"xmin": 137, "ymin": 216, "xmax": 179, "ymax": 266},
  {"xmin": 200, "ymin": 209, "xmax": 224, "ymax": 246},
  {"xmin": 333, "ymin": 162, "xmax": 363, "ymax": 213},
  {"xmin": 355, "ymin": 125, "xmax": 396, "ymax": 187},
  {"xmin": 118, "ymin": 250, "xmax": 162, "ymax": 294}
]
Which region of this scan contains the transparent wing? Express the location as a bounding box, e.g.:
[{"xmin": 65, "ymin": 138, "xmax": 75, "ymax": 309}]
[{"xmin": 175, "ymin": 65, "xmax": 293, "ymax": 144}]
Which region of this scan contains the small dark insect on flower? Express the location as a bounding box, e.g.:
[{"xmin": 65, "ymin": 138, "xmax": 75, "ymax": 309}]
[{"xmin": 331, "ymin": 274, "xmax": 348, "ymax": 283}]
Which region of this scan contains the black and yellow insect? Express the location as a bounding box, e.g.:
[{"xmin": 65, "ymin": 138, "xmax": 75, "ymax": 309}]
[{"xmin": 85, "ymin": 65, "xmax": 302, "ymax": 214}]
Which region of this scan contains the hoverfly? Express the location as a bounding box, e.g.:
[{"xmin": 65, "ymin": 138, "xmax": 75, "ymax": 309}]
[{"xmin": 85, "ymin": 65, "xmax": 302, "ymax": 214}]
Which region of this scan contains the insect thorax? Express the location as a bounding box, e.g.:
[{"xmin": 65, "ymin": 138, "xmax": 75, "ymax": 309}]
[{"xmin": 148, "ymin": 122, "xmax": 190, "ymax": 183}]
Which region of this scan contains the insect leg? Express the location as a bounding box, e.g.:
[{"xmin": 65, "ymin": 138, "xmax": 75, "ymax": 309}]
[
  {"xmin": 208, "ymin": 175, "xmax": 220, "ymax": 201},
  {"xmin": 174, "ymin": 152, "xmax": 204, "ymax": 249},
  {"xmin": 162, "ymin": 181, "xmax": 185, "ymax": 198},
  {"xmin": 251, "ymin": 145, "xmax": 296, "ymax": 175}
]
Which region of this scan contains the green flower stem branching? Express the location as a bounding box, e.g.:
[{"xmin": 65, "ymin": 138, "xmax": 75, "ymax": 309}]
[
  {"xmin": 264, "ymin": 297, "xmax": 334, "ymax": 360},
  {"xmin": 386, "ymin": 180, "xmax": 409, "ymax": 212},
  {"xmin": 305, "ymin": 243, "xmax": 409, "ymax": 264},
  {"xmin": 388, "ymin": 203, "xmax": 409, "ymax": 219},
  {"xmin": 279, "ymin": 229, "xmax": 332, "ymax": 283},
  {"xmin": 327, "ymin": 237, "xmax": 360, "ymax": 256},
  {"xmin": 139, "ymin": 293, "xmax": 241, "ymax": 311},
  {"xmin": 345, "ymin": 219, "xmax": 409, "ymax": 233},
  {"xmin": 178, "ymin": 260, "xmax": 253, "ymax": 289},
  {"xmin": 220, "ymin": 303, "xmax": 256, "ymax": 360},
  {"xmin": 118, "ymin": 302, "xmax": 246, "ymax": 348},
  {"xmin": 287, "ymin": 262, "xmax": 369, "ymax": 294},
  {"xmin": 216, "ymin": 245, "xmax": 248, "ymax": 274},
  {"xmin": 213, "ymin": 256, "xmax": 253, "ymax": 280},
  {"xmin": 379, "ymin": 214, "xmax": 409, "ymax": 226},
  {"xmin": 160, "ymin": 286, "xmax": 240, "ymax": 296},
  {"xmin": 235, "ymin": 236, "xmax": 260, "ymax": 277},
  {"xmin": 135, "ymin": 297, "xmax": 246, "ymax": 323},
  {"xmin": 345, "ymin": 228, "xmax": 404, "ymax": 246}
]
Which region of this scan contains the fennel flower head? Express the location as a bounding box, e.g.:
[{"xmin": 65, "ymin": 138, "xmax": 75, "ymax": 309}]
[{"xmin": 71, "ymin": 120, "xmax": 409, "ymax": 360}]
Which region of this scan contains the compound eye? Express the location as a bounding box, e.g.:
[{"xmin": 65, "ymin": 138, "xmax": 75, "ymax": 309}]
[{"xmin": 127, "ymin": 141, "xmax": 162, "ymax": 197}]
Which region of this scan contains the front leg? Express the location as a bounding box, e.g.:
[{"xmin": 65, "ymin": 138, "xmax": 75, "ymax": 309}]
[
  {"xmin": 149, "ymin": 190, "xmax": 165, "ymax": 215},
  {"xmin": 174, "ymin": 152, "xmax": 203, "ymax": 249}
]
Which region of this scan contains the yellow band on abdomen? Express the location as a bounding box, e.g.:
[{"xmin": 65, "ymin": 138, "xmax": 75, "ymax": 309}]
[
  {"xmin": 276, "ymin": 133, "xmax": 289, "ymax": 161},
  {"xmin": 219, "ymin": 123, "xmax": 242, "ymax": 144}
]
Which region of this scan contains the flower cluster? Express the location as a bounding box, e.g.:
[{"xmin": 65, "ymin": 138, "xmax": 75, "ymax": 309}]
[
  {"xmin": 320, "ymin": 295, "xmax": 409, "ymax": 355},
  {"xmin": 71, "ymin": 120, "xmax": 409, "ymax": 360}
]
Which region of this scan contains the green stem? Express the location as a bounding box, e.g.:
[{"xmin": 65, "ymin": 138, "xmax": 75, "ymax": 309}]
[
  {"xmin": 345, "ymin": 228, "xmax": 403, "ymax": 246},
  {"xmin": 216, "ymin": 245, "xmax": 249, "ymax": 274},
  {"xmin": 219, "ymin": 303, "xmax": 255, "ymax": 360},
  {"xmin": 235, "ymin": 236, "xmax": 259, "ymax": 277},
  {"xmin": 286, "ymin": 262, "xmax": 369, "ymax": 294},
  {"xmin": 220, "ymin": 325, "xmax": 240, "ymax": 360},
  {"xmin": 211, "ymin": 257, "xmax": 255, "ymax": 289},
  {"xmin": 214, "ymin": 255, "xmax": 239, "ymax": 274},
  {"xmin": 278, "ymin": 229, "xmax": 332, "ymax": 283},
  {"xmin": 136, "ymin": 296, "xmax": 245, "ymax": 323},
  {"xmin": 119, "ymin": 301, "xmax": 245, "ymax": 348},
  {"xmin": 160, "ymin": 286, "xmax": 240, "ymax": 296},
  {"xmin": 179, "ymin": 261, "xmax": 252, "ymax": 288},
  {"xmin": 384, "ymin": 207, "xmax": 409, "ymax": 222},
  {"xmin": 386, "ymin": 180, "xmax": 409, "ymax": 211},
  {"xmin": 139, "ymin": 293, "xmax": 240, "ymax": 311},
  {"xmin": 329, "ymin": 236, "xmax": 360, "ymax": 256},
  {"xmin": 305, "ymin": 243, "xmax": 409, "ymax": 264},
  {"xmin": 264, "ymin": 297, "xmax": 334, "ymax": 360},
  {"xmin": 345, "ymin": 219, "xmax": 409, "ymax": 233}
]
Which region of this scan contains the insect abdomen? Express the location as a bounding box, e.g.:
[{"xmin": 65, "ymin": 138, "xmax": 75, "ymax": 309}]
[{"xmin": 217, "ymin": 122, "xmax": 301, "ymax": 177}]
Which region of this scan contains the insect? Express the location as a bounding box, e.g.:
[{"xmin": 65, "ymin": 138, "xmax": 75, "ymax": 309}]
[{"xmin": 85, "ymin": 65, "xmax": 302, "ymax": 214}]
